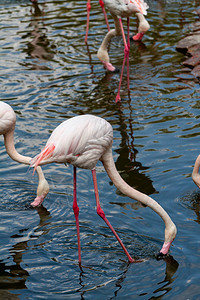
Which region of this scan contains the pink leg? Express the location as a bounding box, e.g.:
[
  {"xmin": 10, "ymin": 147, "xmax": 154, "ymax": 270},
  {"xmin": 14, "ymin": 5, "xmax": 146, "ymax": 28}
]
[
  {"xmin": 99, "ymin": 0, "xmax": 110, "ymax": 31},
  {"xmin": 91, "ymin": 169, "xmax": 135, "ymax": 263},
  {"xmin": 126, "ymin": 17, "xmax": 130, "ymax": 91},
  {"xmin": 127, "ymin": 17, "xmax": 130, "ymax": 50},
  {"xmin": 73, "ymin": 167, "xmax": 81, "ymax": 266},
  {"xmin": 115, "ymin": 18, "xmax": 130, "ymax": 102},
  {"xmin": 85, "ymin": 0, "xmax": 91, "ymax": 44}
]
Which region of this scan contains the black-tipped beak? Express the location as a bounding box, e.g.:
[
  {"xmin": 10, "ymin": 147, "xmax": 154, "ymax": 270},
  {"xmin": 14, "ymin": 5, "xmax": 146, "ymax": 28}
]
[{"xmin": 156, "ymin": 252, "xmax": 167, "ymax": 260}]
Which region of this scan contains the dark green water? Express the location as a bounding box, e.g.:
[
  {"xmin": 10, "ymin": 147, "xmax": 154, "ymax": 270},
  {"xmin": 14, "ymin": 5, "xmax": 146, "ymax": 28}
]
[{"xmin": 0, "ymin": 0, "xmax": 200, "ymax": 299}]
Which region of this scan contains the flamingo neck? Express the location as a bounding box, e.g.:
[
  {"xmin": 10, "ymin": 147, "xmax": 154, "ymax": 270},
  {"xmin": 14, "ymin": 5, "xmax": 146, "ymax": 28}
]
[
  {"xmin": 136, "ymin": 12, "xmax": 145, "ymax": 22},
  {"xmin": 97, "ymin": 15, "xmax": 122, "ymax": 67},
  {"xmin": 4, "ymin": 130, "xmax": 49, "ymax": 198},
  {"xmin": 98, "ymin": 14, "xmax": 121, "ymax": 52},
  {"xmin": 136, "ymin": 12, "xmax": 150, "ymax": 33},
  {"xmin": 4, "ymin": 130, "xmax": 29, "ymax": 165},
  {"xmin": 101, "ymin": 149, "xmax": 177, "ymax": 245}
]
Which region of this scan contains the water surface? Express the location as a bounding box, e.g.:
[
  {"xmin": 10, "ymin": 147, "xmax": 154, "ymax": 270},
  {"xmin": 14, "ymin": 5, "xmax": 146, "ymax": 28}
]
[{"xmin": 0, "ymin": 0, "xmax": 200, "ymax": 299}]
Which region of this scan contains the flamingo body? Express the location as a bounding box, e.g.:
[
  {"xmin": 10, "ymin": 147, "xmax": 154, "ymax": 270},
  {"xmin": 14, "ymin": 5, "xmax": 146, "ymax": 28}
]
[
  {"xmin": 31, "ymin": 115, "xmax": 113, "ymax": 170},
  {"xmin": 0, "ymin": 102, "xmax": 16, "ymax": 135},
  {"xmin": 103, "ymin": 0, "xmax": 148, "ymax": 17},
  {"xmin": 0, "ymin": 101, "xmax": 49, "ymax": 207},
  {"xmin": 31, "ymin": 114, "xmax": 176, "ymax": 264}
]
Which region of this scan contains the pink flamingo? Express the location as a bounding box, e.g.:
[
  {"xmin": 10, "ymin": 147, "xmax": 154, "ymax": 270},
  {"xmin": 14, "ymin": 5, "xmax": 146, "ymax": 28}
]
[
  {"xmin": 0, "ymin": 101, "xmax": 49, "ymax": 207},
  {"xmin": 97, "ymin": 0, "xmax": 150, "ymax": 102},
  {"xmin": 30, "ymin": 114, "xmax": 177, "ymax": 264},
  {"xmin": 85, "ymin": 0, "xmax": 110, "ymax": 43}
]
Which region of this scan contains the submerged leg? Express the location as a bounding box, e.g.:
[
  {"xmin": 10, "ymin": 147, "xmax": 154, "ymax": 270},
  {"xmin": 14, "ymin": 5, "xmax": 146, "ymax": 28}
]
[
  {"xmin": 73, "ymin": 167, "xmax": 81, "ymax": 266},
  {"xmin": 91, "ymin": 169, "xmax": 135, "ymax": 263},
  {"xmin": 85, "ymin": 0, "xmax": 91, "ymax": 43},
  {"xmin": 126, "ymin": 17, "xmax": 130, "ymax": 91},
  {"xmin": 115, "ymin": 18, "xmax": 130, "ymax": 102}
]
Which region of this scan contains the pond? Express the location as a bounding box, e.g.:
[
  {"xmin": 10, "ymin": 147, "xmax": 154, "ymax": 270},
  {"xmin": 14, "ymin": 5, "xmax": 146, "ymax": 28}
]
[{"xmin": 0, "ymin": 0, "xmax": 200, "ymax": 299}]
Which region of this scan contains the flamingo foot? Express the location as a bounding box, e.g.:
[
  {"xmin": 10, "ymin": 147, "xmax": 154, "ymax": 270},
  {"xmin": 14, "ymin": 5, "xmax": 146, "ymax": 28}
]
[
  {"xmin": 129, "ymin": 257, "xmax": 136, "ymax": 263},
  {"xmin": 132, "ymin": 32, "xmax": 144, "ymax": 41},
  {"xmin": 31, "ymin": 194, "xmax": 46, "ymax": 207},
  {"xmin": 115, "ymin": 93, "xmax": 121, "ymax": 103}
]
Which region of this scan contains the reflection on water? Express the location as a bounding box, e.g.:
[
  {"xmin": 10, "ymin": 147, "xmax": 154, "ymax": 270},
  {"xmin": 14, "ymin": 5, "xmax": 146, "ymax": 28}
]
[
  {"xmin": 0, "ymin": 0, "xmax": 200, "ymax": 299},
  {"xmin": 22, "ymin": 1, "xmax": 55, "ymax": 70},
  {"xmin": 149, "ymin": 256, "xmax": 179, "ymax": 299},
  {"xmin": 0, "ymin": 205, "xmax": 51, "ymax": 299},
  {"xmin": 76, "ymin": 255, "xmax": 179, "ymax": 300},
  {"xmin": 115, "ymin": 102, "xmax": 157, "ymax": 196},
  {"xmin": 180, "ymin": 191, "xmax": 200, "ymax": 224}
]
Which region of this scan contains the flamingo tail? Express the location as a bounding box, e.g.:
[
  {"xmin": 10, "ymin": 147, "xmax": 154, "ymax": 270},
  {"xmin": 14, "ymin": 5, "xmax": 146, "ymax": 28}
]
[
  {"xmin": 131, "ymin": 0, "xmax": 148, "ymax": 15},
  {"xmin": 30, "ymin": 144, "xmax": 55, "ymax": 174}
]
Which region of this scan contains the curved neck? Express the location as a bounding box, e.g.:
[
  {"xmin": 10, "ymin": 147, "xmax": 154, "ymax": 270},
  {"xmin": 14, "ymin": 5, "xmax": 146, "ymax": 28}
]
[
  {"xmin": 101, "ymin": 149, "xmax": 175, "ymax": 233},
  {"xmin": 4, "ymin": 130, "xmax": 30, "ymax": 164},
  {"xmin": 100, "ymin": 29, "xmax": 116, "ymax": 51},
  {"xmin": 136, "ymin": 12, "xmax": 145, "ymax": 23},
  {"xmin": 136, "ymin": 12, "xmax": 150, "ymax": 32},
  {"xmin": 100, "ymin": 13, "xmax": 121, "ymax": 51},
  {"xmin": 4, "ymin": 130, "xmax": 46, "ymax": 182},
  {"xmin": 99, "ymin": 14, "xmax": 121, "ymax": 51}
]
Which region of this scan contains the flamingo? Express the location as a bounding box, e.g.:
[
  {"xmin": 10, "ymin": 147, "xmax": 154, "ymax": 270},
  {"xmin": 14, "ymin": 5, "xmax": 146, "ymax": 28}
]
[
  {"xmin": 0, "ymin": 101, "xmax": 49, "ymax": 207},
  {"xmin": 85, "ymin": 0, "xmax": 110, "ymax": 44},
  {"xmin": 30, "ymin": 114, "xmax": 177, "ymax": 264},
  {"xmin": 97, "ymin": 0, "xmax": 150, "ymax": 102}
]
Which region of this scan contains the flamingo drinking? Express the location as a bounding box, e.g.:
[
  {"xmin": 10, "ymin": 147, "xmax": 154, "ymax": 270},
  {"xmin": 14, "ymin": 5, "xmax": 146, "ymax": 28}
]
[{"xmin": 30, "ymin": 114, "xmax": 177, "ymax": 264}]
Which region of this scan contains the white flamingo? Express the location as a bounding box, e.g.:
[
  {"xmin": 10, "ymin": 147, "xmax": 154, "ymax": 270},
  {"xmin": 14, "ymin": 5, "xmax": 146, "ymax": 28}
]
[{"xmin": 30, "ymin": 114, "xmax": 177, "ymax": 265}]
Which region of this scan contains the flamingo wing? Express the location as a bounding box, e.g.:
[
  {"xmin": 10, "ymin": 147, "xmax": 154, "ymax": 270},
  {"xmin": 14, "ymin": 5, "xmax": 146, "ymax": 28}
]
[{"xmin": 30, "ymin": 115, "xmax": 113, "ymax": 170}]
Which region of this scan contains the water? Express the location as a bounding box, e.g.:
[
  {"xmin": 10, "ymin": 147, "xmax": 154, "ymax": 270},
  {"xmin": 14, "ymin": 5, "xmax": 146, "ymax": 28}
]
[{"xmin": 0, "ymin": 0, "xmax": 200, "ymax": 299}]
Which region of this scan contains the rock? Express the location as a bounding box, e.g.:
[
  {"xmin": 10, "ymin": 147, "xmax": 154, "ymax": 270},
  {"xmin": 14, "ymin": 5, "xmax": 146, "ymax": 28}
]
[
  {"xmin": 190, "ymin": 21, "xmax": 200, "ymax": 32},
  {"xmin": 187, "ymin": 43, "xmax": 200, "ymax": 56},
  {"xmin": 176, "ymin": 34, "xmax": 200, "ymax": 54},
  {"xmin": 182, "ymin": 54, "xmax": 200, "ymax": 68},
  {"xmin": 176, "ymin": 19, "xmax": 200, "ymax": 80},
  {"xmin": 195, "ymin": 8, "xmax": 200, "ymax": 17},
  {"xmin": 191, "ymin": 64, "xmax": 200, "ymax": 78}
]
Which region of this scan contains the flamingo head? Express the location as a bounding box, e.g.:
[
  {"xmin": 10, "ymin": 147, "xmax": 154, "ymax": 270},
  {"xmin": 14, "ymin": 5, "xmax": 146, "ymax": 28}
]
[
  {"xmin": 31, "ymin": 175, "xmax": 49, "ymax": 207},
  {"xmin": 157, "ymin": 222, "xmax": 177, "ymax": 259}
]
